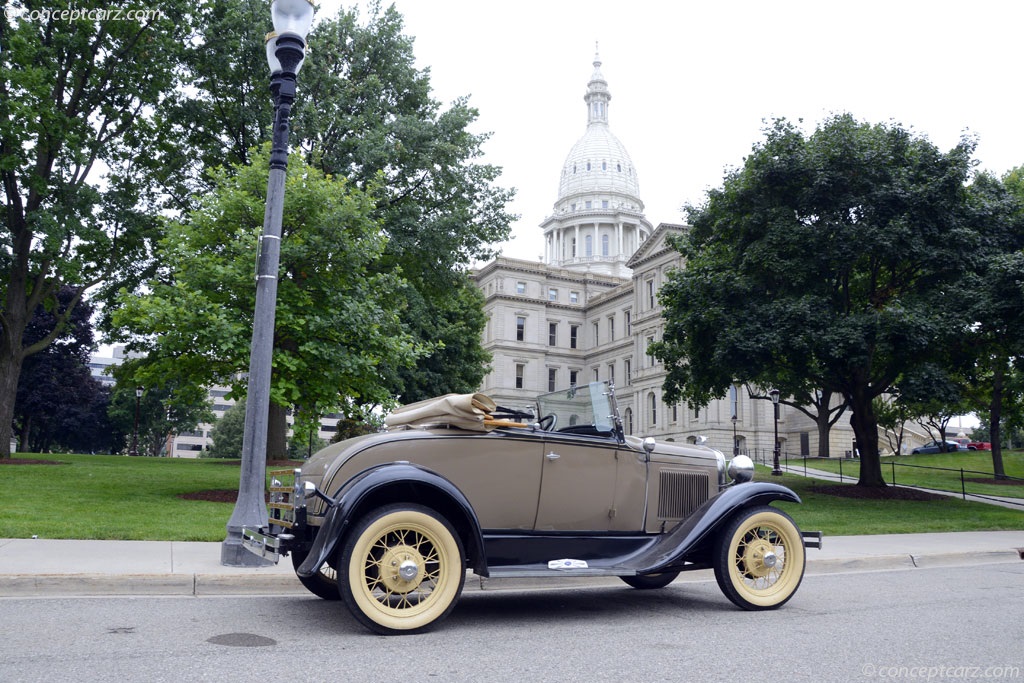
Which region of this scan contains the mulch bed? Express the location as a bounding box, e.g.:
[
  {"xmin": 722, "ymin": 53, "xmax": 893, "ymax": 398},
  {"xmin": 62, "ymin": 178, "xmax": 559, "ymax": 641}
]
[
  {"xmin": 0, "ymin": 458, "xmax": 65, "ymax": 465},
  {"xmin": 180, "ymin": 460, "xmax": 305, "ymax": 503},
  {"xmin": 810, "ymin": 484, "xmax": 950, "ymax": 501}
]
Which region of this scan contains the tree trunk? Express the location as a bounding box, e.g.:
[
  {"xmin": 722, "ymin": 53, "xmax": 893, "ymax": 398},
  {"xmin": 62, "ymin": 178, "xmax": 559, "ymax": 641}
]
[
  {"xmin": 267, "ymin": 401, "xmax": 288, "ymax": 461},
  {"xmin": 989, "ymin": 361, "xmax": 1007, "ymax": 480},
  {"xmin": 0, "ymin": 353, "xmax": 25, "ymax": 459},
  {"xmin": 816, "ymin": 409, "xmax": 831, "ymax": 457},
  {"xmin": 848, "ymin": 389, "xmax": 886, "ymax": 487}
]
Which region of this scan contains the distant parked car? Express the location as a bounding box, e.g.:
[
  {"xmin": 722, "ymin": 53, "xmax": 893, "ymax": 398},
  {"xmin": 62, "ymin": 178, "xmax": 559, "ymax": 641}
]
[
  {"xmin": 967, "ymin": 441, "xmax": 992, "ymax": 451},
  {"xmin": 912, "ymin": 440, "xmax": 966, "ymax": 454}
]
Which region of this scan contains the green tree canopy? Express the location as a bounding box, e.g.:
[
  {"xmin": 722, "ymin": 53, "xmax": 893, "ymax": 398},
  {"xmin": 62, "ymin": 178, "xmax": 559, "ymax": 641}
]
[
  {"xmin": 133, "ymin": 1, "xmax": 514, "ymax": 405},
  {"xmin": 0, "ymin": 1, "xmax": 199, "ymax": 457},
  {"xmin": 111, "ymin": 149, "xmax": 425, "ymax": 457},
  {"xmin": 653, "ymin": 114, "xmax": 996, "ymax": 487}
]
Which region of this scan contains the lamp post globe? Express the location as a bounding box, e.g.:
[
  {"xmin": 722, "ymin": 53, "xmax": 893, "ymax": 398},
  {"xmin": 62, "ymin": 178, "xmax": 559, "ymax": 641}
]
[
  {"xmin": 221, "ymin": 0, "xmax": 316, "ymax": 567},
  {"xmin": 770, "ymin": 388, "xmax": 782, "ymax": 476}
]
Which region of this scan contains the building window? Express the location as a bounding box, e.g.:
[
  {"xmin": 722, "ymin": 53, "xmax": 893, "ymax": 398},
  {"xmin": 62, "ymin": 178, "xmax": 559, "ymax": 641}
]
[
  {"xmin": 624, "ymin": 309, "xmax": 631, "ymax": 336},
  {"xmin": 570, "ymin": 325, "xmax": 579, "ymax": 349},
  {"xmin": 585, "ymin": 200, "xmax": 592, "ymax": 209},
  {"xmin": 602, "ymin": 200, "xmax": 609, "ymax": 209},
  {"xmin": 601, "ymin": 234, "xmax": 609, "ymax": 256},
  {"xmin": 672, "ymin": 404, "xmax": 678, "ymax": 423},
  {"xmin": 646, "ymin": 336, "xmax": 655, "ymax": 367},
  {"xmin": 570, "ymin": 370, "xmax": 578, "ymax": 386},
  {"xmin": 608, "ymin": 363, "xmax": 615, "ymax": 385},
  {"xmin": 571, "ymin": 238, "xmax": 577, "ymax": 257},
  {"xmin": 624, "ymin": 358, "xmax": 632, "ymax": 385},
  {"xmin": 730, "ymin": 384, "xmax": 739, "ymax": 419},
  {"xmin": 548, "ymin": 368, "xmax": 557, "ymax": 392},
  {"xmin": 548, "ymin": 288, "xmax": 558, "ymax": 302},
  {"xmin": 593, "ymin": 367, "xmax": 600, "ymax": 382},
  {"xmin": 570, "ymin": 291, "xmax": 579, "ymax": 304},
  {"xmin": 515, "ymin": 364, "xmax": 525, "ymax": 389},
  {"xmin": 647, "ymin": 280, "xmax": 656, "ymax": 309},
  {"xmin": 649, "ymin": 392, "xmax": 657, "ymax": 426},
  {"xmin": 624, "ymin": 408, "xmax": 633, "ymax": 435},
  {"xmin": 608, "ymin": 315, "xmax": 615, "ymax": 341},
  {"xmin": 516, "ymin": 281, "xmax": 526, "ymax": 295},
  {"xmin": 585, "ymin": 234, "xmax": 593, "ymax": 257},
  {"xmin": 592, "ymin": 321, "xmax": 599, "ymax": 346},
  {"xmin": 516, "ymin": 316, "xmax": 526, "ymax": 342},
  {"xmin": 548, "ymin": 322, "xmax": 557, "ymax": 347}
]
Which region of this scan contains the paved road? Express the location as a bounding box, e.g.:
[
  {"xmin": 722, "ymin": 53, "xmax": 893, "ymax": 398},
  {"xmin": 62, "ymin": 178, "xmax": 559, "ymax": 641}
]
[{"xmin": 2, "ymin": 561, "xmax": 1022, "ymax": 683}]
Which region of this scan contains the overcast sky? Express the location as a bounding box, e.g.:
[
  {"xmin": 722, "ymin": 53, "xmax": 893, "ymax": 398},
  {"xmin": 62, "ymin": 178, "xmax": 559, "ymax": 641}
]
[{"xmin": 311, "ymin": 0, "xmax": 1021, "ymax": 264}]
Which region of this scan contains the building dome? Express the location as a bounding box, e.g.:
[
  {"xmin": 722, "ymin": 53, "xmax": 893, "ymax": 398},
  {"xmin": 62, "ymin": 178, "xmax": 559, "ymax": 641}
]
[
  {"xmin": 540, "ymin": 48, "xmax": 652, "ymax": 279},
  {"xmin": 555, "ymin": 51, "xmax": 642, "ymax": 210}
]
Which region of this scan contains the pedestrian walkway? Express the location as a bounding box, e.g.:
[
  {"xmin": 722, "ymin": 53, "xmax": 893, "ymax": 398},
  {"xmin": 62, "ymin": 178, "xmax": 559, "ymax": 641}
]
[{"xmin": 0, "ymin": 531, "xmax": 1021, "ymax": 598}]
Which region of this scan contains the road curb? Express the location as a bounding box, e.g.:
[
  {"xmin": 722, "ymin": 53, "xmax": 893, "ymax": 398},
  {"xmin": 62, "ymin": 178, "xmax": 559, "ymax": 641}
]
[{"xmin": 2, "ymin": 550, "xmax": 1019, "ymax": 597}]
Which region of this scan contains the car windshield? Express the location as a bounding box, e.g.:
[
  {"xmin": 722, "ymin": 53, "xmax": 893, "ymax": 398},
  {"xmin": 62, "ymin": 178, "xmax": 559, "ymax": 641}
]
[{"xmin": 536, "ymin": 382, "xmax": 617, "ymax": 435}]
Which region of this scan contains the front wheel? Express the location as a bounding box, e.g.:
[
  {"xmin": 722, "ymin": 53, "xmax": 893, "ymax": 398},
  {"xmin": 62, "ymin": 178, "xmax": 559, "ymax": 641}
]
[
  {"xmin": 620, "ymin": 572, "xmax": 680, "ymax": 590},
  {"xmin": 338, "ymin": 504, "xmax": 466, "ymax": 635},
  {"xmin": 713, "ymin": 505, "xmax": 805, "ymax": 610}
]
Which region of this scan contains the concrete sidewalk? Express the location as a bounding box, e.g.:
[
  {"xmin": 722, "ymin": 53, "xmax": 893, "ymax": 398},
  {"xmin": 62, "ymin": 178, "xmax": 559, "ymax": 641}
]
[{"xmin": 1, "ymin": 531, "xmax": 1021, "ymax": 598}]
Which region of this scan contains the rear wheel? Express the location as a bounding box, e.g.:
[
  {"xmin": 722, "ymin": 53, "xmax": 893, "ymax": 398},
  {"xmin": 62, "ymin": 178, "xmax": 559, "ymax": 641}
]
[
  {"xmin": 291, "ymin": 549, "xmax": 340, "ymax": 600},
  {"xmin": 620, "ymin": 572, "xmax": 680, "ymax": 590},
  {"xmin": 713, "ymin": 505, "xmax": 805, "ymax": 610},
  {"xmin": 338, "ymin": 504, "xmax": 466, "ymax": 635}
]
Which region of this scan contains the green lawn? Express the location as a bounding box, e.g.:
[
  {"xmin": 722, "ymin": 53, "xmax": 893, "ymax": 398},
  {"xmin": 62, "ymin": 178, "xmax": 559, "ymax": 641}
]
[
  {"xmin": 2, "ymin": 453, "xmax": 246, "ymax": 541},
  {"xmin": 1, "ymin": 451, "xmax": 1022, "ymax": 541},
  {"xmin": 781, "ymin": 450, "xmax": 1024, "ymax": 499}
]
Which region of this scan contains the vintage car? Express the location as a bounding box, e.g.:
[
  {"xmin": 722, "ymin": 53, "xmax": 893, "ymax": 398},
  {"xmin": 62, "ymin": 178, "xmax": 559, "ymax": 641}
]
[{"xmin": 243, "ymin": 382, "xmax": 821, "ymax": 635}]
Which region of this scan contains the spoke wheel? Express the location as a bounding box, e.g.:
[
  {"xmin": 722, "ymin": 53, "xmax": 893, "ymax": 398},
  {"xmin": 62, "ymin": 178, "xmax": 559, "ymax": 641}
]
[
  {"xmin": 339, "ymin": 504, "xmax": 465, "ymax": 635},
  {"xmin": 620, "ymin": 572, "xmax": 680, "ymax": 590},
  {"xmin": 291, "ymin": 549, "xmax": 340, "ymax": 600},
  {"xmin": 713, "ymin": 505, "xmax": 805, "ymax": 610}
]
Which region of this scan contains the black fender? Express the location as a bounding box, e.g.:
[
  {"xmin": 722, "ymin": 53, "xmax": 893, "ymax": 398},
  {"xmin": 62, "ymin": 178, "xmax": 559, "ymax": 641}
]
[
  {"xmin": 296, "ymin": 462, "xmax": 488, "ymax": 579},
  {"xmin": 627, "ymin": 482, "xmax": 801, "ymax": 573}
]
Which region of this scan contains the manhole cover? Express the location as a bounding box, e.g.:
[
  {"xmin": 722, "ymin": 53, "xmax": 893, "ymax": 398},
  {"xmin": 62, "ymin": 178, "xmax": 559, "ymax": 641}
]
[{"xmin": 207, "ymin": 633, "xmax": 277, "ymax": 647}]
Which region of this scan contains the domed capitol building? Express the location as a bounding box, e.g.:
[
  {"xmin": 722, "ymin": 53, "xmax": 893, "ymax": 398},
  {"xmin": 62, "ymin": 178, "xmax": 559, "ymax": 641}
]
[{"xmin": 471, "ymin": 52, "xmax": 923, "ymax": 459}]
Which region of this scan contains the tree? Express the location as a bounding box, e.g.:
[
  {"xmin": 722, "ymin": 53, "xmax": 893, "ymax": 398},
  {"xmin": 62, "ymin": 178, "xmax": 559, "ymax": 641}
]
[
  {"xmin": 107, "ymin": 366, "xmax": 213, "ymax": 457},
  {"xmin": 13, "ymin": 287, "xmax": 111, "ymax": 452},
  {"xmin": 653, "ymin": 115, "xmax": 990, "ymax": 487},
  {"xmin": 0, "ymin": 1, "xmax": 198, "ymax": 457},
  {"xmin": 206, "ymin": 402, "xmax": 245, "ymax": 459},
  {"xmin": 123, "ymin": 2, "xmax": 513, "ymax": 409},
  {"xmin": 958, "ymin": 167, "xmax": 1024, "ymax": 478},
  {"xmin": 111, "ymin": 150, "xmax": 425, "ymax": 458}
]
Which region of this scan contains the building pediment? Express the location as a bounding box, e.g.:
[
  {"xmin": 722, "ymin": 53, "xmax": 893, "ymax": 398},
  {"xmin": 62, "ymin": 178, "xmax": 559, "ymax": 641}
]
[{"xmin": 626, "ymin": 223, "xmax": 688, "ymax": 270}]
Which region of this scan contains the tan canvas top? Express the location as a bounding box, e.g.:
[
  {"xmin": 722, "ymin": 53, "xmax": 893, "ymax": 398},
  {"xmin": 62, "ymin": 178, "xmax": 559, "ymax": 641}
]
[{"xmin": 385, "ymin": 393, "xmax": 507, "ymax": 432}]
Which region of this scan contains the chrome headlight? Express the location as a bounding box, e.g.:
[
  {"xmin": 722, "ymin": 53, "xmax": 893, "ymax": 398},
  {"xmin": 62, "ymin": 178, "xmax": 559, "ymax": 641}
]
[{"xmin": 728, "ymin": 455, "xmax": 754, "ymax": 483}]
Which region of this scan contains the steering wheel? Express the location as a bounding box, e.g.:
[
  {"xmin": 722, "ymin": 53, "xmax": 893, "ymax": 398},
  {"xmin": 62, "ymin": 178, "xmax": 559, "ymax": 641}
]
[{"xmin": 537, "ymin": 413, "xmax": 558, "ymax": 431}]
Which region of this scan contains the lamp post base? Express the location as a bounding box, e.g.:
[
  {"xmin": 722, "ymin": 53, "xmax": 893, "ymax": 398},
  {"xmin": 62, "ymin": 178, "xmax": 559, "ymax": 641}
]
[{"xmin": 221, "ymin": 535, "xmax": 275, "ymax": 567}]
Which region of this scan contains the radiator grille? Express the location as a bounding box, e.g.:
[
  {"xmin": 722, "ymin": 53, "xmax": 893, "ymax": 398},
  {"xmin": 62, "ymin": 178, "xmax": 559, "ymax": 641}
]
[{"xmin": 657, "ymin": 470, "xmax": 710, "ymax": 519}]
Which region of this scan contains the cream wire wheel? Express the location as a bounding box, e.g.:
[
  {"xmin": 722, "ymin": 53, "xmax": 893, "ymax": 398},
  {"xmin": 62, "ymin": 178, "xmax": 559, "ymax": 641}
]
[
  {"xmin": 713, "ymin": 505, "xmax": 805, "ymax": 610},
  {"xmin": 339, "ymin": 504, "xmax": 465, "ymax": 635}
]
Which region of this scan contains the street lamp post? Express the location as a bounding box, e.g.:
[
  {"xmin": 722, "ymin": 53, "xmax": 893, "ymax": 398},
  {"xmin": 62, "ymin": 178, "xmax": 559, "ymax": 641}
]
[
  {"xmin": 130, "ymin": 386, "xmax": 143, "ymax": 457},
  {"xmin": 221, "ymin": 0, "xmax": 316, "ymax": 567},
  {"xmin": 770, "ymin": 388, "xmax": 782, "ymax": 476},
  {"xmin": 732, "ymin": 414, "xmax": 738, "ymax": 456}
]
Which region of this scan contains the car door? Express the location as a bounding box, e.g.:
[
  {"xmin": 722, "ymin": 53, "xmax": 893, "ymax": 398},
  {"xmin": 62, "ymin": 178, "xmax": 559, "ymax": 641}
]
[{"xmin": 533, "ymin": 432, "xmax": 619, "ymax": 531}]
